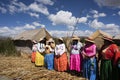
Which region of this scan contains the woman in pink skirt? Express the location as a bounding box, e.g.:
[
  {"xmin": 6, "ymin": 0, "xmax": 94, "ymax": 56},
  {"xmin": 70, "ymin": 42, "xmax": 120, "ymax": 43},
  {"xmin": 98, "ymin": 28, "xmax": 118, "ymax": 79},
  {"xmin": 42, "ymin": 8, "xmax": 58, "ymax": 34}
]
[{"xmin": 70, "ymin": 35, "xmax": 83, "ymax": 74}]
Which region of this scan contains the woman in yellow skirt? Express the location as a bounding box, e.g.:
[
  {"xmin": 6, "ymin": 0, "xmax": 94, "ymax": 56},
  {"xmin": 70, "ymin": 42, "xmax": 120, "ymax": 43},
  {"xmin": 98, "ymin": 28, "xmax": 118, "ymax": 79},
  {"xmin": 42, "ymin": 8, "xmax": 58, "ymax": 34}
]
[
  {"xmin": 35, "ymin": 38, "xmax": 46, "ymax": 66},
  {"xmin": 35, "ymin": 51, "xmax": 44, "ymax": 66}
]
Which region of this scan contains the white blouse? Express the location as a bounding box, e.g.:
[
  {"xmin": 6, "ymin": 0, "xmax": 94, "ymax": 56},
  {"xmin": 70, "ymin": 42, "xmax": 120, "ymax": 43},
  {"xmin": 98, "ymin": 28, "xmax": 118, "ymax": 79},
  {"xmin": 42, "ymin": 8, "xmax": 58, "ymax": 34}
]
[
  {"xmin": 71, "ymin": 42, "xmax": 82, "ymax": 54},
  {"xmin": 32, "ymin": 44, "xmax": 38, "ymax": 52},
  {"xmin": 37, "ymin": 43, "xmax": 45, "ymax": 53},
  {"xmin": 55, "ymin": 43, "xmax": 66, "ymax": 55}
]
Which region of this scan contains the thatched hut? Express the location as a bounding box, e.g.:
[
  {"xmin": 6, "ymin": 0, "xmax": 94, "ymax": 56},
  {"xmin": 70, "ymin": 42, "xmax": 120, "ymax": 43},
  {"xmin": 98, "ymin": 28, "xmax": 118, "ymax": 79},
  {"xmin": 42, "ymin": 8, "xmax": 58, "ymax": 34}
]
[
  {"xmin": 89, "ymin": 30, "xmax": 112, "ymax": 50},
  {"xmin": 13, "ymin": 28, "xmax": 52, "ymax": 53}
]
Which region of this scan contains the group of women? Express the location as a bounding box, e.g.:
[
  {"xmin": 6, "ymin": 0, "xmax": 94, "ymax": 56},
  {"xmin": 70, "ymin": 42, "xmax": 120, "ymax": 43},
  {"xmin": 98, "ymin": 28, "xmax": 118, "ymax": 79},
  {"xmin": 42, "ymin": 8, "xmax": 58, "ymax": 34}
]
[
  {"xmin": 31, "ymin": 36, "xmax": 120, "ymax": 80},
  {"xmin": 31, "ymin": 37, "xmax": 68, "ymax": 72}
]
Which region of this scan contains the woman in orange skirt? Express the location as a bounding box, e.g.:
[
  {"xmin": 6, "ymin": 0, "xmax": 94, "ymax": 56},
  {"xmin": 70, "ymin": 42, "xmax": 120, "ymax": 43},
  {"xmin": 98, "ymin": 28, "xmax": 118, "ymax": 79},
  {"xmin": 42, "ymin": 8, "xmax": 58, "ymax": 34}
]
[
  {"xmin": 31, "ymin": 40, "xmax": 38, "ymax": 63},
  {"xmin": 54, "ymin": 38, "xmax": 68, "ymax": 72}
]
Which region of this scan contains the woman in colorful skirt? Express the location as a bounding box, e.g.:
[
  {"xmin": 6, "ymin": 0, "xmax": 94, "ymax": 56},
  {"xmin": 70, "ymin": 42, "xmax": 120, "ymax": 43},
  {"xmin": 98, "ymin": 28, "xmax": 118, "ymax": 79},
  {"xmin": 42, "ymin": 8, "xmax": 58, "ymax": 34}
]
[
  {"xmin": 54, "ymin": 38, "xmax": 68, "ymax": 72},
  {"xmin": 81, "ymin": 37, "xmax": 97, "ymax": 80},
  {"xmin": 99, "ymin": 37, "xmax": 119, "ymax": 80},
  {"xmin": 35, "ymin": 38, "xmax": 45, "ymax": 66},
  {"xmin": 114, "ymin": 51, "xmax": 120, "ymax": 80},
  {"xmin": 70, "ymin": 35, "xmax": 83, "ymax": 74},
  {"xmin": 44, "ymin": 38, "xmax": 55, "ymax": 70},
  {"xmin": 31, "ymin": 40, "xmax": 38, "ymax": 63}
]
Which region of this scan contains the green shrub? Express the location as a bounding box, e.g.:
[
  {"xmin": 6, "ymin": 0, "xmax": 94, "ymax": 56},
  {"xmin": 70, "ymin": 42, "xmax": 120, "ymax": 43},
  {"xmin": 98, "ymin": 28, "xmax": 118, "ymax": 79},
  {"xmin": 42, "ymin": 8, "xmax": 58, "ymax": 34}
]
[{"xmin": 0, "ymin": 38, "xmax": 20, "ymax": 56}]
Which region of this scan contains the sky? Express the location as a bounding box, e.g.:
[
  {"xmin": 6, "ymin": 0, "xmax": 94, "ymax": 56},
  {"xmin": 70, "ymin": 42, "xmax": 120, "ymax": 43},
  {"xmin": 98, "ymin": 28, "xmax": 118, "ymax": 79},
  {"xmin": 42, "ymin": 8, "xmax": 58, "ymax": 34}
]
[{"xmin": 0, "ymin": 0, "xmax": 120, "ymax": 37}]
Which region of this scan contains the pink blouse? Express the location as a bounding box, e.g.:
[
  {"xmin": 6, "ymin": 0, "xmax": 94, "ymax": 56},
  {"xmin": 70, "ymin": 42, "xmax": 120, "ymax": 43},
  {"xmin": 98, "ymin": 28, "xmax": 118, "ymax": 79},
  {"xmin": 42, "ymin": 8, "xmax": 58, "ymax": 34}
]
[{"xmin": 83, "ymin": 44, "xmax": 96, "ymax": 57}]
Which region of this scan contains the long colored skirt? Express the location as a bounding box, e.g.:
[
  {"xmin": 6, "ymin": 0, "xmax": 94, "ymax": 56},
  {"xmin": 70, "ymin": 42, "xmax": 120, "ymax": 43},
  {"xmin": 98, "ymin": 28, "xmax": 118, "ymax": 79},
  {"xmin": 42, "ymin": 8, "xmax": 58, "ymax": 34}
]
[
  {"xmin": 113, "ymin": 56, "xmax": 120, "ymax": 80},
  {"xmin": 70, "ymin": 54, "xmax": 82, "ymax": 72},
  {"xmin": 113, "ymin": 65, "xmax": 120, "ymax": 80},
  {"xmin": 35, "ymin": 51, "xmax": 44, "ymax": 66},
  {"xmin": 54, "ymin": 53, "xmax": 68, "ymax": 72},
  {"xmin": 100, "ymin": 59, "xmax": 112, "ymax": 80},
  {"xmin": 31, "ymin": 52, "xmax": 36, "ymax": 63},
  {"xmin": 83, "ymin": 57, "xmax": 96, "ymax": 80},
  {"xmin": 44, "ymin": 53, "xmax": 54, "ymax": 70}
]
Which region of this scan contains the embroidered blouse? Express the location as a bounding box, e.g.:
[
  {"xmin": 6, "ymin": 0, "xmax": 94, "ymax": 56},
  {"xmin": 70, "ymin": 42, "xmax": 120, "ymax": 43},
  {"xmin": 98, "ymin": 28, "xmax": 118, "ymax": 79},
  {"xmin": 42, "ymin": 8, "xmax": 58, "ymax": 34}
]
[
  {"xmin": 71, "ymin": 42, "xmax": 82, "ymax": 54},
  {"xmin": 55, "ymin": 43, "xmax": 66, "ymax": 55}
]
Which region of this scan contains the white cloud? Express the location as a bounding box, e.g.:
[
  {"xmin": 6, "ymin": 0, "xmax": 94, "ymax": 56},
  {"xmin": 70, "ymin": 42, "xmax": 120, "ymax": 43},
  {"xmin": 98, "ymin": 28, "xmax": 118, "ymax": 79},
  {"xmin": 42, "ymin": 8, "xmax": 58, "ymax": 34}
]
[
  {"xmin": 103, "ymin": 28, "xmax": 120, "ymax": 36},
  {"xmin": 23, "ymin": 22, "xmax": 45, "ymax": 29},
  {"xmin": 33, "ymin": 22, "xmax": 40, "ymax": 26},
  {"xmin": 93, "ymin": 13, "xmax": 106, "ymax": 18},
  {"xmin": 48, "ymin": 10, "xmax": 78, "ymax": 30},
  {"xmin": 0, "ymin": 22, "xmax": 46, "ymax": 37},
  {"xmin": 6, "ymin": 0, "xmax": 21, "ymax": 13},
  {"xmin": 12, "ymin": 1, "xmax": 28, "ymax": 12},
  {"xmin": 94, "ymin": 0, "xmax": 120, "ymax": 8},
  {"xmin": 48, "ymin": 10, "xmax": 88, "ymax": 30},
  {"xmin": 8, "ymin": 1, "xmax": 48, "ymax": 16},
  {"xmin": 90, "ymin": 10, "xmax": 106, "ymax": 18},
  {"xmin": 28, "ymin": 12, "xmax": 39, "ymax": 18},
  {"xmin": 50, "ymin": 30, "xmax": 93, "ymax": 37},
  {"xmin": 24, "ymin": 24, "xmax": 36, "ymax": 29},
  {"xmin": 89, "ymin": 19, "xmax": 120, "ymax": 35},
  {"xmin": 90, "ymin": 10, "xmax": 98, "ymax": 14},
  {"xmin": 11, "ymin": 23, "xmax": 37, "ymax": 31},
  {"xmin": 0, "ymin": 27, "xmax": 10, "ymax": 33},
  {"xmin": 0, "ymin": 0, "xmax": 50, "ymax": 17},
  {"xmin": 86, "ymin": 14, "xmax": 91, "ymax": 18},
  {"xmin": 50, "ymin": 30, "xmax": 69, "ymax": 37},
  {"xmin": 10, "ymin": 0, "xmax": 27, "ymax": 11},
  {"xmin": 78, "ymin": 17, "xmax": 87, "ymax": 23},
  {"xmin": 105, "ymin": 24, "xmax": 119, "ymax": 29},
  {"xmin": 99, "ymin": 13, "xmax": 106, "ymax": 17},
  {"xmin": 29, "ymin": 2, "xmax": 49, "ymax": 15},
  {"xmin": 0, "ymin": 26, "xmax": 18, "ymax": 37},
  {"xmin": 0, "ymin": 6, "xmax": 7, "ymax": 13},
  {"xmin": 8, "ymin": 5, "xmax": 18, "ymax": 14},
  {"xmin": 89, "ymin": 19, "xmax": 104, "ymax": 29},
  {"xmin": 118, "ymin": 11, "xmax": 120, "ymax": 15},
  {"xmin": 89, "ymin": 19, "xmax": 119, "ymax": 29},
  {"xmin": 32, "ymin": 22, "xmax": 45, "ymax": 28},
  {"xmin": 112, "ymin": 14, "xmax": 116, "ymax": 16},
  {"xmin": 36, "ymin": 0, "xmax": 54, "ymax": 5}
]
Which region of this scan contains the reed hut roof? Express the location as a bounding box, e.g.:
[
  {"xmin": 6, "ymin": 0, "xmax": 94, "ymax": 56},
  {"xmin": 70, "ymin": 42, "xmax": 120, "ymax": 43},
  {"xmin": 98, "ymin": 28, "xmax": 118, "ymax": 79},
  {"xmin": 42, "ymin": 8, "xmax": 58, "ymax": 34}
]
[{"xmin": 14, "ymin": 28, "xmax": 52, "ymax": 42}]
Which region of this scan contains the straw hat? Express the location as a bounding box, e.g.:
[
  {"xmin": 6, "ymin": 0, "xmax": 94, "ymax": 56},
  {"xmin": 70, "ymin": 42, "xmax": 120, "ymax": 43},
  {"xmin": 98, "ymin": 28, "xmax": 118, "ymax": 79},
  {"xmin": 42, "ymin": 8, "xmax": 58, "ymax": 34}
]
[
  {"xmin": 32, "ymin": 40, "xmax": 37, "ymax": 43},
  {"xmin": 72, "ymin": 35, "xmax": 80, "ymax": 41},
  {"xmin": 103, "ymin": 36, "xmax": 113, "ymax": 42},
  {"xmin": 39, "ymin": 38, "xmax": 44, "ymax": 41},
  {"xmin": 58, "ymin": 37, "xmax": 64, "ymax": 41},
  {"xmin": 85, "ymin": 37, "xmax": 95, "ymax": 43},
  {"xmin": 47, "ymin": 38, "xmax": 54, "ymax": 43}
]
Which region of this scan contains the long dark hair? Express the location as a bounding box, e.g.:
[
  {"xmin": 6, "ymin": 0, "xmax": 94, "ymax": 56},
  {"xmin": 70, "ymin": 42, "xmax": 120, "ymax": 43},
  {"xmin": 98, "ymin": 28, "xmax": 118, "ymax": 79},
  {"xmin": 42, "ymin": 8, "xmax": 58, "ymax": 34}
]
[
  {"xmin": 58, "ymin": 39, "xmax": 63, "ymax": 44},
  {"xmin": 40, "ymin": 38, "xmax": 46, "ymax": 45}
]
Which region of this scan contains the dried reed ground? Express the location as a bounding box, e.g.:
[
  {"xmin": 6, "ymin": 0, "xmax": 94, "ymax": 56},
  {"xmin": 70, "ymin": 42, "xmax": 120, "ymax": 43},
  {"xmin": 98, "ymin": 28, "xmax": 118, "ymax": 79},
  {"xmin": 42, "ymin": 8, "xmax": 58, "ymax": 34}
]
[{"xmin": 0, "ymin": 56, "xmax": 85, "ymax": 80}]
